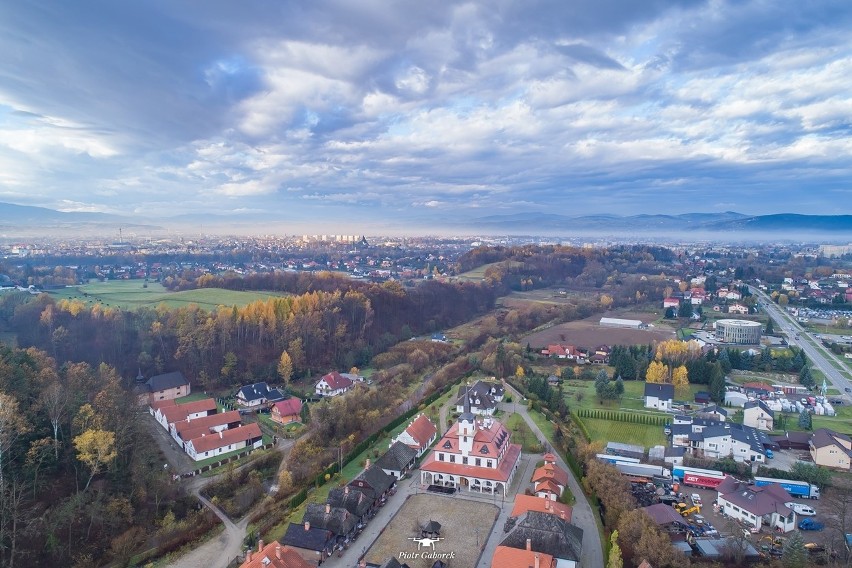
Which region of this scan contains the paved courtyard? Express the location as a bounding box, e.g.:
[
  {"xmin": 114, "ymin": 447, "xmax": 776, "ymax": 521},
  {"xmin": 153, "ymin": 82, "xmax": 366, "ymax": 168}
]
[{"xmin": 364, "ymin": 493, "xmax": 499, "ymax": 568}]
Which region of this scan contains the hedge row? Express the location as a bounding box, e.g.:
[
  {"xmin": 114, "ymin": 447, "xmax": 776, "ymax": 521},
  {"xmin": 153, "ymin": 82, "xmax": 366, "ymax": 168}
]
[{"xmin": 575, "ymin": 408, "xmax": 667, "ymax": 426}]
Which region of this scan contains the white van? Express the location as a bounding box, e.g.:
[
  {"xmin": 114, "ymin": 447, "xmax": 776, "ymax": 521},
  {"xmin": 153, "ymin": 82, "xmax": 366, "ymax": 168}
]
[{"xmin": 787, "ymin": 502, "xmax": 816, "ymax": 516}]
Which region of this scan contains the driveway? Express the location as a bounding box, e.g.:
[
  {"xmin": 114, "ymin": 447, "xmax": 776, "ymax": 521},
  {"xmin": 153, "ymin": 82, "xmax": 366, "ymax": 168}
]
[{"xmin": 500, "ymin": 382, "xmax": 604, "ymax": 568}]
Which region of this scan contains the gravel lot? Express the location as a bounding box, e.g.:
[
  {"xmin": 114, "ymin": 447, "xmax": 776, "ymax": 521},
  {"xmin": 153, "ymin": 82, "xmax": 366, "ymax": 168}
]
[{"xmin": 364, "ymin": 493, "xmax": 499, "ymax": 568}]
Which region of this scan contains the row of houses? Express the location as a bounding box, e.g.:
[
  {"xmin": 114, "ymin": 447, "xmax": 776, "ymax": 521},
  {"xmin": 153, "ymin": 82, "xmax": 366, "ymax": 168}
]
[
  {"xmin": 150, "ymin": 397, "xmax": 264, "ymax": 461},
  {"xmin": 279, "ymin": 414, "xmax": 440, "ymax": 566},
  {"xmin": 670, "ymin": 414, "xmax": 774, "ymax": 463},
  {"xmin": 541, "ymin": 343, "xmax": 612, "ymax": 364}
]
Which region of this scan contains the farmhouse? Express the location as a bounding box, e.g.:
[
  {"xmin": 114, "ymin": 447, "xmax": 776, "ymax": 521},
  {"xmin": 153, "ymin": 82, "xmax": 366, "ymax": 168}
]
[
  {"xmin": 143, "ymin": 371, "xmax": 190, "ymax": 405},
  {"xmin": 170, "ymin": 410, "xmax": 241, "ymax": 448},
  {"xmin": 716, "ymin": 477, "xmax": 796, "ymax": 532},
  {"xmin": 279, "ymin": 522, "xmax": 335, "ymax": 567},
  {"xmin": 348, "ymin": 463, "xmax": 396, "ymax": 509},
  {"xmin": 420, "ymin": 397, "xmax": 521, "ymax": 496},
  {"xmin": 375, "ymin": 441, "xmax": 418, "ymax": 479},
  {"xmin": 391, "ymin": 413, "xmax": 438, "ymax": 457},
  {"xmin": 531, "ymin": 454, "xmax": 569, "ymax": 500},
  {"xmin": 663, "ymin": 297, "xmax": 681, "ymax": 309},
  {"xmin": 742, "ymin": 399, "xmax": 774, "ymax": 431},
  {"xmin": 271, "ymin": 398, "xmax": 303, "ymax": 425},
  {"xmin": 498, "ymin": 511, "xmax": 583, "ymax": 568},
  {"xmin": 325, "ymin": 485, "xmax": 373, "ymax": 526},
  {"xmin": 455, "ymin": 380, "xmax": 505, "ymax": 416},
  {"xmin": 184, "ymin": 422, "xmax": 263, "ymax": 461},
  {"xmin": 302, "ymin": 503, "xmax": 357, "ymax": 545},
  {"xmin": 810, "ymin": 428, "xmax": 852, "ymax": 470},
  {"xmin": 643, "ymin": 383, "xmax": 674, "ymax": 411},
  {"xmin": 541, "ymin": 344, "xmax": 577, "ymax": 359},
  {"xmin": 315, "ymin": 371, "xmax": 354, "ymax": 397},
  {"xmin": 151, "ymin": 398, "xmax": 217, "ymax": 431},
  {"xmin": 236, "ymin": 382, "xmax": 286, "ymax": 408},
  {"xmin": 241, "ymin": 540, "xmax": 312, "ymax": 568}
]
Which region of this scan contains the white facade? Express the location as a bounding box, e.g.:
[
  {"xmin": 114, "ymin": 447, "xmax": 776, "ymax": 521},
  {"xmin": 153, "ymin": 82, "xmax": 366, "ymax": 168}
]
[
  {"xmin": 743, "ymin": 403, "xmax": 774, "ymax": 431},
  {"xmin": 717, "ymin": 495, "xmax": 796, "ymax": 533},
  {"xmin": 702, "ymin": 432, "xmax": 766, "ymax": 463},
  {"xmin": 185, "ymin": 436, "xmax": 262, "ymax": 461}
]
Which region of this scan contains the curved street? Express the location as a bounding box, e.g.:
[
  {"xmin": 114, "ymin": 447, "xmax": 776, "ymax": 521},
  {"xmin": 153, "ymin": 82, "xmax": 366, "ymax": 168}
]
[{"xmin": 500, "ymin": 382, "xmax": 604, "ymax": 568}]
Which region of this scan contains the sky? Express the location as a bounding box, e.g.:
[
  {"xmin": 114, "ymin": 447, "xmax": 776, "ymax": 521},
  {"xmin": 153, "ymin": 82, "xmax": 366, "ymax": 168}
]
[{"xmin": 0, "ymin": 0, "xmax": 851, "ymax": 232}]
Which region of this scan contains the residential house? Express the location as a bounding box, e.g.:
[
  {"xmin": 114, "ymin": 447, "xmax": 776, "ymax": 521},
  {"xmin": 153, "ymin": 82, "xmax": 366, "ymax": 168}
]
[
  {"xmin": 143, "ymin": 371, "xmax": 190, "ymax": 405},
  {"xmin": 716, "ymin": 477, "xmax": 796, "ymax": 532},
  {"xmin": 302, "ymin": 503, "xmax": 357, "ymax": 546},
  {"xmin": 672, "ymin": 416, "xmax": 772, "ymax": 462},
  {"xmin": 728, "ymin": 303, "xmax": 749, "ymax": 315},
  {"xmin": 271, "ymin": 398, "xmax": 303, "ymax": 425},
  {"xmin": 541, "ymin": 344, "xmax": 576, "ymax": 360},
  {"xmin": 743, "ymin": 400, "xmax": 775, "ymax": 431},
  {"xmin": 375, "ymin": 441, "xmax": 418, "ymax": 479},
  {"xmin": 420, "ymin": 399, "xmax": 521, "ymax": 496},
  {"xmin": 498, "ymin": 511, "xmax": 583, "ymax": 568},
  {"xmin": 697, "ymin": 405, "xmax": 728, "ymax": 422},
  {"xmin": 170, "ymin": 410, "xmax": 241, "ymax": 448},
  {"xmin": 184, "ymin": 422, "xmax": 263, "ymax": 461},
  {"xmin": 771, "ymin": 431, "xmax": 811, "ymax": 450},
  {"xmin": 663, "ymin": 297, "xmax": 681, "ymax": 309},
  {"xmin": 642, "ymin": 503, "xmax": 689, "ymax": 531},
  {"xmin": 431, "ymin": 332, "xmax": 448, "ymax": 342},
  {"xmin": 810, "ymin": 428, "xmax": 852, "ymax": 470},
  {"xmin": 491, "ymin": 547, "xmax": 554, "ymax": 568},
  {"xmin": 531, "ymin": 454, "xmax": 569, "ymax": 500},
  {"xmin": 280, "ymin": 522, "xmax": 335, "ymax": 567},
  {"xmin": 151, "ymin": 398, "xmax": 217, "ymax": 431},
  {"xmin": 391, "ymin": 413, "xmax": 437, "ymax": 457},
  {"xmin": 643, "ymin": 383, "xmax": 674, "ymax": 411},
  {"xmin": 694, "ymin": 391, "xmax": 712, "ymax": 404},
  {"xmin": 455, "ymin": 380, "xmax": 505, "ymax": 416},
  {"xmin": 241, "ymin": 540, "xmax": 311, "ymax": 568},
  {"xmin": 315, "ymin": 371, "xmax": 354, "ymax": 397},
  {"xmin": 348, "ymin": 463, "xmax": 396, "ymax": 509},
  {"xmin": 325, "ymin": 486, "xmax": 372, "ymax": 527},
  {"xmin": 236, "ymin": 382, "xmax": 286, "ymax": 408},
  {"xmin": 510, "ymin": 494, "xmax": 572, "ymax": 522}
]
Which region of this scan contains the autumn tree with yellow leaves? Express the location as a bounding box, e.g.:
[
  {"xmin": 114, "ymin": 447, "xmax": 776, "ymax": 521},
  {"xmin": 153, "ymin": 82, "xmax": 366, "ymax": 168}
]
[{"xmin": 74, "ymin": 428, "xmax": 117, "ymax": 492}]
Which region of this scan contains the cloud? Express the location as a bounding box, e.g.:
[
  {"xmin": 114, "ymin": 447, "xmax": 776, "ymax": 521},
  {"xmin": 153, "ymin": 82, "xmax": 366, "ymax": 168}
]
[{"xmin": 0, "ymin": 0, "xmax": 849, "ymax": 224}]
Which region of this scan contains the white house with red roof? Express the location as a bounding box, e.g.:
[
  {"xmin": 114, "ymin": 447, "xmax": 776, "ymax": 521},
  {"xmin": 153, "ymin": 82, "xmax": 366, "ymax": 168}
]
[
  {"xmin": 151, "ymin": 398, "xmax": 217, "ymax": 431},
  {"xmin": 531, "ymin": 454, "xmax": 570, "ymax": 500},
  {"xmin": 184, "ymin": 422, "xmax": 263, "ymax": 461},
  {"xmin": 391, "ymin": 413, "xmax": 437, "ymax": 457},
  {"xmin": 541, "ymin": 344, "xmax": 576, "ymax": 360},
  {"xmin": 170, "ymin": 410, "xmax": 241, "ymax": 447},
  {"xmin": 663, "ymin": 297, "xmax": 681, "ymax": 309},
  {"xmin": 315, "ymin": 371, "xmax": 354, "ymax": 397},
  {"xmin": 419, "ymin": 397, "xmax": 521, "ymax": 496}
]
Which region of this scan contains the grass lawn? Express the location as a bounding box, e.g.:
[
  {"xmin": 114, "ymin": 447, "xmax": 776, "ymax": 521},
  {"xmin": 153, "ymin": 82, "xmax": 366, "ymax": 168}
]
[
  {"xmin": 48, "ymin": 280, "xmax": 287, "ymax": 310},
  {"xmin": 561, "ymin": 379, "xmax": 701, "ymax": 415},
  {"xmin": 526, "ymin": 407, "xmax": 556, "ymax": 440},
  {"xmin": 581, "ymin": 418, "xmax": 668, "ymax": 448},
  {"xmin": 505, "ymin": 413, "xmax": 540, "ymax": 451},
  {"xmin": 173, "ymin": 392, "xmax": 216, "ymax": 404}
]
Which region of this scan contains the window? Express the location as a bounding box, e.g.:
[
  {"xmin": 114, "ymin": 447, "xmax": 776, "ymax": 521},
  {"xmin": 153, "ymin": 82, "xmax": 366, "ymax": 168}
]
[
  {"xmin": 462, "ymin": 457, "xmax": 468, "ymax": 465},
  {"xmin": 475, "ymin": 458, "xmax": 481, "ymax": 466},
  {"xmin": 438, "ymin": 453, "xmax": 444, "ymax": 461},
  {"xmin": 450, "ymin": 455, "xmax": 455, "ymax": 463}
]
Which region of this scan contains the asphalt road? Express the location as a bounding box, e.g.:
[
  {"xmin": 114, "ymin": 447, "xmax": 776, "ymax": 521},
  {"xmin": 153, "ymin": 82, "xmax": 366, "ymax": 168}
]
[{"xmin": 752, "ymin": 286, "xmax": 852, "ymax": 398}]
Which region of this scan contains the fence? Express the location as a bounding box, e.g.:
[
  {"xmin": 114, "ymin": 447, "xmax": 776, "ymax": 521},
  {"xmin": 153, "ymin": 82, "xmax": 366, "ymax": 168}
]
[{"xmin": 176, "ymin": 443, "xmax": 275, "ymax": 479}]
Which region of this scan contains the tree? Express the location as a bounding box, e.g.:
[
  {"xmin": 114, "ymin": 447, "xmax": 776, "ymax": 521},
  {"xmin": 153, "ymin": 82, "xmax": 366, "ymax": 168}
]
[
  {"xmin": 781, "ymin": 530, "xmax": 806, "ymax": 568},
  {"xmin": 277, "ymin": 351, "xmax": 293, "ymax": 388},
  {"xmin": 0, "ymin": 393, "xmax": 30, "ymax": 487},
  {"xmin": 798, "ymin": 409, "xmax": 812, "ymax": 430},
  {"xmin": 798, "ymin": 365, "xmax": 814, "ymax": 389},
  {"xmin": 678, "ymin": 300, "xmax": 693, "ymax": 318},
  {"xmin": 607, "ymin": 530, "xmax": 623, "ymax": 568},
  {"xmin": 515, "ymin": 365, "xmax": 525, "ymax": 380},
  {"xmin": 790, "ymin": 461, "xmax": 831, "ymax": 489},
  {"xmin": 765, "ymin": 318, "xmax": 774, "ymax": 335},
  {"xmin": 672, "ymin": 365, "xmax": 689, "ymax": 395},
  {"xmin": 708, "ymin": 362, "xmax": 725, "ymax": 404},
  {"xmin": 73, "ymin": 429, "xmax": 117, "ymax": 492},
  {"xmin": 39, "ymin": 381, "xmax": 68, "ymax": 460},
  {"xmin": 645, "ymin": 360, "xmax": 668, "ymax": 383},
  {"xmin": 221, "ymin": 351, "xmax": 238, "ymax": 384},
  {"xmin": 600, "ymin": 294, "xmax": 614, "ymax": 309}
]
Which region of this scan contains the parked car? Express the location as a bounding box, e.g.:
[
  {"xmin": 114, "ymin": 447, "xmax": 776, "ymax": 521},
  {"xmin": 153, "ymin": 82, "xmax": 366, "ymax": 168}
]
[
  {"xmin": 798, "ymin": 518, "xmax": 825, "ymax": 531},
  {"xmin": 691, "ymin": 493, "xmax": 702, "ymax": 506},
  {"xmin": 788, "ymin": 503, "xmax": 816, "ymax": 516},
  {"xmin": 765, "ymin": 449, "xmax": 774, "ymax": 459}
]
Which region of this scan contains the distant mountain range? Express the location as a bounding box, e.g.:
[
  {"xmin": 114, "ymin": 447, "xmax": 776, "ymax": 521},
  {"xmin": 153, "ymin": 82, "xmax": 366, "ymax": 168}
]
[
  {"xmin": 0, "ymin": 202, "xmax": 850, "ymax": 238},
  {"xmin": 460, "ymin": 212, "xmax": 852, "ymax": 235}
]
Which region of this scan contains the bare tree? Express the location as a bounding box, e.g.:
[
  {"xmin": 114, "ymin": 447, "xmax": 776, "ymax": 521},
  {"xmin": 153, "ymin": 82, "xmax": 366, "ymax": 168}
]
[
  {"xmin": 39, "ymin": 381, "xmax": 68, "ymax": 460},
  {"xmin": 821, "ymin": 487, "xmax": 852, "ymax": 564}
]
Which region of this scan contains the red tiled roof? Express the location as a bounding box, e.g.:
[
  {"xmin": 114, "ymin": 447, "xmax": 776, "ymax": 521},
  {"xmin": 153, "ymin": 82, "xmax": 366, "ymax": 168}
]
[
  {"xmin": 420, "ymin": 443, "xmax": 521, "ymax": 482},
  {"xmin": 241, "ymin": 542, "xmax": 311, "ymax": 568},
  {"xmin": 174, "ymin": 410, "xmax": 241, "ymax": 438},
  {"xmin": 534, "ymin": 479, "xmax": 563, "ymax": 497},
  {"xmin": 273, "ymin": 398, "xmax": 302, "ymax": 417},
  {"xmin": 150, "ymin": 399, "xmax": 177, "ymax": 412},
  {"xmin": 159, "ymin": 398, "xmax": 217, "ymax": 424},
  {"xmin": 319, "ymin": 371, "xmax": 353, "ymax": 390},
  {"xmin": 510, "ymin": 495, "xmax": 572, "ymax": 522},
  {"xmin": 188, "ymin": 423, "xmax": 262, "ymax": 454},
  {"xmin": 405, "ymin": 414, "xmax": 437, "ymax": 447},
  {"xmin": 491, "ymin": 546, "xmax": 554, "ymax": 568},
  {"xmin": 531, "ymin": 463, "xmax": 569, "ymax": 487}
]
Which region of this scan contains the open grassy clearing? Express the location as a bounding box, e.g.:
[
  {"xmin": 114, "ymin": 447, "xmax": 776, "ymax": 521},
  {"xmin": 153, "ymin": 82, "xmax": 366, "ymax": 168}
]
[
  {"xmin": 581, "ymin": 417, "xmax": 668, "ymax": 448},
  {"xmin": 455, "ymin": 261, "xmax": 523, "ymax": 282},
  {"xmin": 48, "ymin": 280, "xmax": 287, "ymax": 310},
  {"xmin": 505, "ymin": 413, "xmax": 540, "ymax": 452},
  {"xmin": 557, "ymin": 378, "xmax": 703, "ymax": 413}
]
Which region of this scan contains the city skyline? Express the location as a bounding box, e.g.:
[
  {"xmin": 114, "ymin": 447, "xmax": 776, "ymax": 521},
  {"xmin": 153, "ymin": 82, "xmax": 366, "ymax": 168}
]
[{"xmin": 1, "ymin": 1, "xmax": 850, "ymax": 231}]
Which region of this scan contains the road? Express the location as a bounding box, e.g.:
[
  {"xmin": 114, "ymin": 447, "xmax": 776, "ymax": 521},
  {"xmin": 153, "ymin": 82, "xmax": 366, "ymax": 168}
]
[
  {"xmin": 500, "ymin": 382, "xmax": 605, "ymax": 568},
  {"xmin": 752, "ymin": 286, "xmax": 852, "ymax": 397}
]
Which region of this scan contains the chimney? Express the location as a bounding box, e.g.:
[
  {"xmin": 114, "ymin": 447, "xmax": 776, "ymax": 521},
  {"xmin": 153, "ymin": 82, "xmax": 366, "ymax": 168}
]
[
  {"xmin": 258, "ymin": 539, "xmax": 264, "ymax": 553},
  {"xmin": 326, "ymin": 503, "xmax": 331, "ymax": 514},
  {"xmin": 304, "ymin": 521, "xmax": 310, "ymax": 531},
  {"xmin": 275, "ymin": 544, "xmax": 282, "ymax": 559},
  {"xmin": 526, "ymin": 538, "xmax": 531, "ymax": 551},
  {"xmin": 219, "ymin": 431, "xmax": 223, "ymax": 438},
  {"xmin": 534, "ymin": 552, "xmax": 540, "ymax": 568}
]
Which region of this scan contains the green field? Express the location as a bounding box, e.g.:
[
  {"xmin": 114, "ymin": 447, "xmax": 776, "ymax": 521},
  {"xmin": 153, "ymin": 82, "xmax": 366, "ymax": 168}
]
[
  {"xmin": 48, "ymin": 280, "xmax": 287, "ymax": 310},
  {"xmin": 561, "ymin": 378, "xmax": 703, "ymax": 413},
  {"xmin": 505, "ymin": 412, "xmax": 541, "ymax": 451},
  {"xmin": 581, "ymin": 417, "xmax": 668, "ymax": 448}
]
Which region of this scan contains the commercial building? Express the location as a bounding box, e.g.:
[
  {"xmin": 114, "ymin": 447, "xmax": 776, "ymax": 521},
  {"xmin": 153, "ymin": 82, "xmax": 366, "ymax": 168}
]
[{"xmin": 715, "ymin": 319, "xmax": 762, "ymax": 344}]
